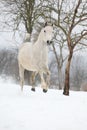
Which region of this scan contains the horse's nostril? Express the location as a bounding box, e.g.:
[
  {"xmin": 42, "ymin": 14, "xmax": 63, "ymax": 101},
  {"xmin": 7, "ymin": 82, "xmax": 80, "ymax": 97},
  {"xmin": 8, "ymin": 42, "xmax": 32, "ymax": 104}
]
[
  {"xmin": 47, "ymin": 40, "xmax": 53, "ymax": 45},
  {"xmin": 50, "ymin": 41, "xmax": 52, "ymax": 44},
  {"xmin": 47, "ymin": 40, "xmax": 49, "ymax": 44}
]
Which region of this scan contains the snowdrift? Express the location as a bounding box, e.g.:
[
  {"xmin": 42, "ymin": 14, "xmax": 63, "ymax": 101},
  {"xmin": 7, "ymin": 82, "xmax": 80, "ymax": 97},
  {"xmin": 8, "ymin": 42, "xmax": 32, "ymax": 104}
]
[{"xmin": 0, "ymin": 82, "xmax": 87, "ymax": 130}]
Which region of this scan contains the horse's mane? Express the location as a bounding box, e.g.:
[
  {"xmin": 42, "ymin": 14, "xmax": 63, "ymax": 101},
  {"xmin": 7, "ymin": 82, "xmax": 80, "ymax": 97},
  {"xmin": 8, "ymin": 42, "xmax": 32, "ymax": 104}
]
[
  {"xmin": 23, "ymin": 33, "xmax": 31, "ymax": 43},
  {"xmin": 32, "ymin": 22, "xmax": 45, "ymax": 43}
]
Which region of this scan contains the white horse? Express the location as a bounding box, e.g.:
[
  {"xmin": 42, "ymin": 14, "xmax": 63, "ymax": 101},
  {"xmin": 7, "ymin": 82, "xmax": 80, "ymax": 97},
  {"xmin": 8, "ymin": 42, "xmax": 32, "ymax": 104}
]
[{"xmin": 18, "ymin": 22, "xmax": 54, "ymax": 92}]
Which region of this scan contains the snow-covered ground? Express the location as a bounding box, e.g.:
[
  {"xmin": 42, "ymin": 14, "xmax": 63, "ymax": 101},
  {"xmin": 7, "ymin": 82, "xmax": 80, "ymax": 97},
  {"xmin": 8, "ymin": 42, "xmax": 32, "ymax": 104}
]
[{"xmin": 0, "ymin": 82, "xmax": 87, "ymax": 130}]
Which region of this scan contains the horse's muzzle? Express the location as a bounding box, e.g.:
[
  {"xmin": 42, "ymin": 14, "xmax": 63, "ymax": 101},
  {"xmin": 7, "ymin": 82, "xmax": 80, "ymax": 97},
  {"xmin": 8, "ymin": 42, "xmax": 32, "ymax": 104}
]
[{"xmin": 47, "ymin": 40, "xmax": 53, "ymax": 45}]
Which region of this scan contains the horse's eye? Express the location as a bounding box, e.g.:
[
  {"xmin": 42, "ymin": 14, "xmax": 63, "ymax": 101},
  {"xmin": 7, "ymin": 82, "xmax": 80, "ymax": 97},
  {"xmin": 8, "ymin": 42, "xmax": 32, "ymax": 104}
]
[{"xmin": 44, "ymin": 30, "xmax": 46, "ymax": 33}]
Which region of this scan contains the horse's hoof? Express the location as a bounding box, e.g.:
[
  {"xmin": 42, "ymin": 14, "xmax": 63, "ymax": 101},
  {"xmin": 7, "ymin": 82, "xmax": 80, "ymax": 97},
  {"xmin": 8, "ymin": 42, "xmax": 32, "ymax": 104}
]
[
  {"xmin": 31, "ymin": 88, "xmax": 35, "ymax": 92},
  {"xmin": 43, "ymin": 89, "xmax": 47, "ymax": 93}
]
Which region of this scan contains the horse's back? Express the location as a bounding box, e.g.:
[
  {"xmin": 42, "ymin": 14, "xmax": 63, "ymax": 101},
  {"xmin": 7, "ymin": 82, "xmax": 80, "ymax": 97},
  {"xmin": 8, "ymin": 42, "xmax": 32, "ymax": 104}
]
[{"xmin": 19, "ymin": 42, "xmax": 32, "ymax": 50}]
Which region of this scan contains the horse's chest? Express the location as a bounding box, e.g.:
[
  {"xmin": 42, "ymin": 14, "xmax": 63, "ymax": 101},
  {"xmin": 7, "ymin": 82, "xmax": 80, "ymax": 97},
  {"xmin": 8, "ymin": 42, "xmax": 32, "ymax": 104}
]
[
  {"xmin": 34, "ymin": 46, "xmax": 47, "ymax": 58},
  {"xmin": 41, "ymin": 50, "xmax": 47, "ymax": 61}
]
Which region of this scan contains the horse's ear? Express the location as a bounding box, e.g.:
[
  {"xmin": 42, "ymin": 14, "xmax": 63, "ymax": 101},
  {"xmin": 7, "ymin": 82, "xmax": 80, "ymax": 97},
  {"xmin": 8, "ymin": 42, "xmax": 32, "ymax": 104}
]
[{"xmin": 44, "ymin": 22, "xmax": 47, "ymax": 27}]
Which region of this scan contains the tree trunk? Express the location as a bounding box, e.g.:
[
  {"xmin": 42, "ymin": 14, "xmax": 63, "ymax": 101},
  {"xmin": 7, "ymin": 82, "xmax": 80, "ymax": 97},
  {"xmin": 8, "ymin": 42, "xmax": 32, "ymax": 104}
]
[
  {"xmin": 52, "ymin": 44, "xmax": 63, "ymax": 90},
  {"xmin": 58, "ymin": 67, "xmax": 62, "ymax": 90},
  {"xmin": 63, "ymin": 51, "xmax": 73, "ymax": 96}
]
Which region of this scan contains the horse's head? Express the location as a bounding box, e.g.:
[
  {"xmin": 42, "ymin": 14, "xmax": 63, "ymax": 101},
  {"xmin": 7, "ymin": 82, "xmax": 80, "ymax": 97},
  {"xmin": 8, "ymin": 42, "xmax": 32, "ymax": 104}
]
[{"xmin": 42, "ymin": 22, "xmax": 54, "ymax": 45}]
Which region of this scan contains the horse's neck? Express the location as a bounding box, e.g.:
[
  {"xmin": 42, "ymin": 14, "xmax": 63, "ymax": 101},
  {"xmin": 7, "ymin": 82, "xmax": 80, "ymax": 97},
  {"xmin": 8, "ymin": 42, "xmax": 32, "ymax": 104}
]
[
  {"xmin": 35, "ymin": 33, "xmax": 47, "ymax": 49},
  {"xmin": 33, "ymin": 34, "xmax": 48, "ymax": 57},
  {"xmin": 32, "ymin": 32, "xmax": 48, "ymax": 64}
]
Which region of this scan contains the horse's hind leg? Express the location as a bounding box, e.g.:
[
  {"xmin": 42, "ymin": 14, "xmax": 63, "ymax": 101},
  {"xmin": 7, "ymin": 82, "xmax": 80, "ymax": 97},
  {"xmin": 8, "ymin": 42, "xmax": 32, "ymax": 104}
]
[
  {"xmin": 30, "ymin": 72, "xmax": 37, "ymax": 92},
  {"xmin": 19, "ymin": 64, "xmax": 24, "ymax": 91}
]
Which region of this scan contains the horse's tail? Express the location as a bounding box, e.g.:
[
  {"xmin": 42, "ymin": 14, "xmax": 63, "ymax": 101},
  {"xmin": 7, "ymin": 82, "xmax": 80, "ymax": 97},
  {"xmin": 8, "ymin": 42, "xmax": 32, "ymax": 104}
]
[{"xmin": 24, "ymin": 33, "xmax": 31, "ymax": 42}]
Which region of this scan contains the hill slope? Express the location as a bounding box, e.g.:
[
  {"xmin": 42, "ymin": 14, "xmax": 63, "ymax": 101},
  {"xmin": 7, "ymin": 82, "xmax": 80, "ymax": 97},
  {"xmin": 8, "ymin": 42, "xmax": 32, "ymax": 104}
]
[{"xmin": 0, "ymin": 82, "xmax": 87, "ymax": 130}]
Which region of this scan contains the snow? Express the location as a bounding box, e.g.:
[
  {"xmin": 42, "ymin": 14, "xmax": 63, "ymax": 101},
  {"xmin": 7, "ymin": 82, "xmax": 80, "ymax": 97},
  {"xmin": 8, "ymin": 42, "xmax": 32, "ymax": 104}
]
[{"xmin": 0, "ymin": 82, "xmax": 87, "ymax": 130}]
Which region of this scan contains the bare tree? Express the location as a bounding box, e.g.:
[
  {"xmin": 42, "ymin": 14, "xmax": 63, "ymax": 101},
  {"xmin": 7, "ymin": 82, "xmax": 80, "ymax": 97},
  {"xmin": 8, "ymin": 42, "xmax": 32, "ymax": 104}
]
[
  {"xmin": 0, "ymin": 0, "xmax": 44, "ymax": 35},
  {"xmin": 62, "ymin": 0, "xmax": 87, "ymax": 95},
  {"xmin": 41, "ymin": 0, "xmax": 68, "ymax": 89},
  {"xmin": 1, "ymin": 0, "xmax": 87, "ymax": 95},
  {"xmin": 42, "ymin": 0, "xmax": 87, "ymax": 95}
]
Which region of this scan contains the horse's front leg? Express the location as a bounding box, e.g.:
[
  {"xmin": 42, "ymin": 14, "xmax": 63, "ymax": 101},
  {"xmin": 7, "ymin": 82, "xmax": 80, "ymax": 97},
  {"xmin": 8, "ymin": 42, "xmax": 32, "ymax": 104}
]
[
  {"xmin": 39, "ymin": 72, "xmax": 48, "ymax": 93},
  {"xmin": 43, "ymin": 66, "xmax": 50, "ymax": 88},
  {"xmin": 30, "ymin": 72, "xmax": 38, "ymax": 92},
  {"xmin": 46, "ymin": 70, "xmax": 50, "ymax": 88}
]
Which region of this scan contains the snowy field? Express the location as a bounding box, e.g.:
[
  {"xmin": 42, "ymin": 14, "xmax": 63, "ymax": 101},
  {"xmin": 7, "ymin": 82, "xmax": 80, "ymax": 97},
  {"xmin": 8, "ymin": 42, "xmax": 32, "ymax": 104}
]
[{"xmin": 0, "ymin": 81, "xmax": 87, "ymax": 130}]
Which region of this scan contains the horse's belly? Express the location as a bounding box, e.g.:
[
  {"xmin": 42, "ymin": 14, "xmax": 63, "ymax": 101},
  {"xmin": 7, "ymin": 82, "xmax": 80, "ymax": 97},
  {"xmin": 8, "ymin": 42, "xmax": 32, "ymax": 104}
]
[
  {"xmin": 22, "ymin": 63, "xmax": 38, "ymax": 72},
  {"xmin": 20, "ymin": 57, "xmax": 38, "ymax": 71}
]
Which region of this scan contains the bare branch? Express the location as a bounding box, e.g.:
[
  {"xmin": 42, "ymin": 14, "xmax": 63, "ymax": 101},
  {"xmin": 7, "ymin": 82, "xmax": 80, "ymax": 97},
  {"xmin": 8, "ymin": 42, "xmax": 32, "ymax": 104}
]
[{"xmin": 69, "ymin": 0, "xmax": 82, "ymax": 33}]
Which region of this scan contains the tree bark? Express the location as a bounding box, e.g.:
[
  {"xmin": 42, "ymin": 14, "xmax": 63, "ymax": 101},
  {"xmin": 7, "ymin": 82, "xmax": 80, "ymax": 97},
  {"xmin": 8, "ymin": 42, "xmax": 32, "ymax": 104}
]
[
  {"xmin": 52, "ymin": 44, "xmax": 63, "ymax": 90},
  {"xmin": 58, "ymin": 67, "xmax": 62, "ymax": 90},
  {"xmin": 63, "ymin": 49, "xmax": 73, "ymax": 96}
]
